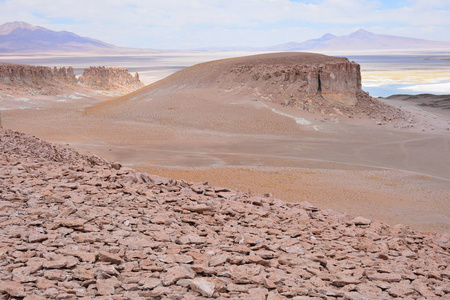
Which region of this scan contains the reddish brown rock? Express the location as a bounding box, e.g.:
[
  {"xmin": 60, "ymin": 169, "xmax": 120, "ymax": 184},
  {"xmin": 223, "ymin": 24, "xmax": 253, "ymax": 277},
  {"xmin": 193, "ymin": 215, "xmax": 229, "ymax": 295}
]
[
  {"xmin": 28, "ymin": 232, "xmax": 48, "ymax": 243},
  {"xmin": 350, "ymin": 216, "xmax": 372, "ymax": 225},
  {"xmin": 0, "ymin": 127, "xmax": 448, "ymax": 300},
  {"xmin": 248, "ymin": 287, "xmax": 269, "ymax": 299},
  {"xmin": 97, "ymin": 251, "xmax": 123, "ymax": 265},
  {"xmin": 367, "ymin": 272, "xmax": 402, "ymax": 283},
  {"xmin": 209, "ymin": 254, "xmax": 229, "ymax": 267},
  {"xmin": 72, "ymin": 268, "xmax": 95, "ymax": 281},
  {"xmin": 163, "ymin": 266, "xmax": 196, "ymax": 285},
  {"xmin": 190, "ymin": 277, "xmax": 215, "ymax": 297},
  {"xmin": 138, "ymin": 278, "xmax": 161, "ymax": 290},
  {"xmin": 0, "ymin": 281, "xmax": 26, "ymax": 298},
  {"xmin": 24, "ymin": 294, "xmax": 47, "ymax": 300},
  {"xmin": 96, "ymin": 278, "xmax": 119, "ymax": 295},
  {"xmin": 43, "ymin": 258, "xmax": 68, "ymax": 269}
]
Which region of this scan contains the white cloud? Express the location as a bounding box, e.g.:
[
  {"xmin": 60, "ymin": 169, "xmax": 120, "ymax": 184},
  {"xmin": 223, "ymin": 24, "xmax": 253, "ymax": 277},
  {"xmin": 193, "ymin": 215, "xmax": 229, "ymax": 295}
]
[{"xmin": 0, "ymin": 0, "xmax": 449, "ymax": 48}]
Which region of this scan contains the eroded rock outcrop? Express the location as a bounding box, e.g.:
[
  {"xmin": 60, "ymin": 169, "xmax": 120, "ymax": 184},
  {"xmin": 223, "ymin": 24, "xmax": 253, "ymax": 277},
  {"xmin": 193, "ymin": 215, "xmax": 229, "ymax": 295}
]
[
  {"xmin": 0, "ymin": 128, "xmax": 448, "ymax": 299},
  {"xmin": 158, "ymin": 52, "xmax": 361, "ymax": 107},
  {"xmin": 0, "ymin": 64, "xmax": 52, "ymax": 85},
  {"xmin": 0, "ymin": 63, "xmax": 79, "ymax": 96},
  {"xmin": 217, "ymin": 53, "xmax": 407, "ymax": 122},
  {"xmin": 78, "ymin": 66, "xmax": 143, "ymax": 93},
  {"xmin": 0, "ymin": 63, "xmax": 143, "ymax": 96},
  {"xmin": 53, "ymin": 66, "xmax": 77, "ymax": 84},
  {"xmin": 0, "ymin": 64, "xmax": 76, "ymax": 86},
  {"xmin": 226, "ymin": 54, "xmax": 361, "ymax": 106},
  {"xmin": 138, "ymin": 52, "xmax": 408, "ymax": 122}
]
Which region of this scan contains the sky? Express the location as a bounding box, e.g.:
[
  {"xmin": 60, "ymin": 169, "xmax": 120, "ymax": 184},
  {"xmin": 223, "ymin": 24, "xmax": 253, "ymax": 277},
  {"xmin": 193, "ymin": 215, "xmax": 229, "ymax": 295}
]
[{"xmin": 0, "ymin": 0, "xmax": 449, "ymax": 49}]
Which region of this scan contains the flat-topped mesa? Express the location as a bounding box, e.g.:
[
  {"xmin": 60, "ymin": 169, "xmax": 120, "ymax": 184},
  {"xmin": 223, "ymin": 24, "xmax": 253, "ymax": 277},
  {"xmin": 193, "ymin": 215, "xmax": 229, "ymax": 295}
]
[
  {"xmin": 165, "ymin": 52, "xmax": 362, "ymax": 107},
  {"xmin": 78, "ymin": 66, "xmax": 143, "ymax": 92},
  {"xmin": 88, "ymin": 53, "xmax": 407, "ymax": 125},
  {"xmin": 224, "ymin": 53, "xmax": 362, "ymax": 107}
]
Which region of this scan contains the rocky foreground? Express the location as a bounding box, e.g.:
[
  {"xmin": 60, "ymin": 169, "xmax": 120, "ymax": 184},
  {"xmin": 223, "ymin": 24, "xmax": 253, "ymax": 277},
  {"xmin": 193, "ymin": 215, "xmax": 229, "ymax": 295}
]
[{"xmin": 0, "ymin": 128, "xmax": 449, "ymax": 299}]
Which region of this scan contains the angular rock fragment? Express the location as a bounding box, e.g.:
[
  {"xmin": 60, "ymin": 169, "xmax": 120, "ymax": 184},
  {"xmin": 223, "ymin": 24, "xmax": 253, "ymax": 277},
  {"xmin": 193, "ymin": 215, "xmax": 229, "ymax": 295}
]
[
  {"xmin": 96, "ymin": 278, "xmax": 119, "ymax": 295},
  {"xmin": 367, "ymin": 273, "xmax": 402, "ymax": 282},
  {"xmin": 350, "ymin": 216, "xmax": 372, "ymax": 225},
  {"xmin": 0, "ymin": 281, "xmax": 26, "ymax": 298},
  {"xmin": 190, "ymin": 278, "xmax": 215, "ymax": 297},
  {"xmin": 138, "ymin": 278, "xmax": 161, "ymax": 290},
  {"xmin": 163, "ymin": 266, "xmax": 196, "ymax": 285},
  {"xmin": 72, "ymin": 268, "xmax": 95, "ymax": 281},
  {"xmin": 97, "ymin": 251, "xmax": 123, "ymax": 264}
]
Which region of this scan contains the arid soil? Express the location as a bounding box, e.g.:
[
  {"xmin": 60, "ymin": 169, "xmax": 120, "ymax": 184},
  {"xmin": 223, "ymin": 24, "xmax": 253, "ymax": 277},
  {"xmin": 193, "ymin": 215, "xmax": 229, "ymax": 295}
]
[
  {"xmin": 2, "ymin": 53, "xmax": 449, "ymax": 234},
  {"xmin": 1, "ymin": 128, "xmax": 449, "ymax": 299}
]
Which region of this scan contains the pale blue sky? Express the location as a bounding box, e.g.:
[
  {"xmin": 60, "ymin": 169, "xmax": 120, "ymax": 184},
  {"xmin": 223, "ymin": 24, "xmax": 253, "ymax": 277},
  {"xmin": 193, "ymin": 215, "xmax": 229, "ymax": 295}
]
[{"xmin": 0, "ymin": 0, "xmax": 449, "ymax": 49}]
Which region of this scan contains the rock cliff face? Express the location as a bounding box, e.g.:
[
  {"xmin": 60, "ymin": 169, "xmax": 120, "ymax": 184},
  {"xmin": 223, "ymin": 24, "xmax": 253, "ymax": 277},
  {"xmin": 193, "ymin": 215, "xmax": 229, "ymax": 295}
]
[
  {"xmin": 0, "ymin": 63, "xmax": 75, "ymax": 86},
  {"xmin": 53, "ymin": 66, "xmax": 77, "ymax": 84},
  {"xmin": 125, "ymin": 52, "xmax": 406, "ymax": 122},
  {"xmin": 89, "ymin": 52, "xmax": 409, "ymax": 129},
  {"xmin": 161, "ymin": 52, "xmax": 361, "ymax": 107},
  {"xmin": 0, "ymin": 63, "xmax": 143, "ymax": 96},
  {"xmin": 226, "ymin": 55, "xmax": 361, "ymax": 106},
  {"xmin": 0, "ymin": 63, "xmax": 78, "ymax": 95},
  {"xmin": 211, "ymin": 53, "xmax": 405, "ymax": 122},
  {"xmin": 0, "ymin": 128, "xmax": 449, "ymax": 299},
  {"xmin": 78, "ymin": 66, "xmax": 143, "ymax": 93}
]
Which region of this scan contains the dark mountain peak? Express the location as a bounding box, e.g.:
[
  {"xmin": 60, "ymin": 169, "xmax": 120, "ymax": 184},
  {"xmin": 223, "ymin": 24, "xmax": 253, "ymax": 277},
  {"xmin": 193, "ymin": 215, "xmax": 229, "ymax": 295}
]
[{"xmin": 0, "ymin": 21, "xmax": 45, "ymax": 35}]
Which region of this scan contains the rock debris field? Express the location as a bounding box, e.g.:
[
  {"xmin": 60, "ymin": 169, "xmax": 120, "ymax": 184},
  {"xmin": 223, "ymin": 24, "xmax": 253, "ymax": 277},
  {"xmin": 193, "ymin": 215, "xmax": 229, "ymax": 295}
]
[{"xmin": 0, "ymin": 128, "xmax": 449, "ymax": 299}]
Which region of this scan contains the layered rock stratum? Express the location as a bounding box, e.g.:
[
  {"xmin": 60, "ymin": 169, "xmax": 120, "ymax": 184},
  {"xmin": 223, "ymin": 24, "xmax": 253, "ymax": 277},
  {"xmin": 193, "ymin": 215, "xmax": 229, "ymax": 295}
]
[{"xmin": 0, "ymin": 128, "xmax": 449, "ymax": 299}]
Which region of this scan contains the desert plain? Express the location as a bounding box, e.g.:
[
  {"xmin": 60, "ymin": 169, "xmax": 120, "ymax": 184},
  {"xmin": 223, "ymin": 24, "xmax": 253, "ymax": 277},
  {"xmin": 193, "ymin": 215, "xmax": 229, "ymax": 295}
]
[{"xmin": 1, "ymin": 50, "xmax": 449, "ymax": 233}]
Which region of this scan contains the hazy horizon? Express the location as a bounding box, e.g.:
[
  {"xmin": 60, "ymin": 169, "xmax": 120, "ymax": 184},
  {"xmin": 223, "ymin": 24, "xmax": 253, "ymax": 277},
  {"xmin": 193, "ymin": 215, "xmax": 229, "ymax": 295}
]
[{"xmin": 0, "ymin": 0, "xmax": 449, "ymax": 50}]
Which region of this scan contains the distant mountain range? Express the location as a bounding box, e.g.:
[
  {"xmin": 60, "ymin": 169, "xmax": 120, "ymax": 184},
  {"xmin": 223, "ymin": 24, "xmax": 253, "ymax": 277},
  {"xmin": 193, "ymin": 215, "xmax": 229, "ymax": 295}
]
[
  {"xmin": 263, "ymin": 29, "xmax": 450, "ymax": 52},
  {"xmin": 1, "ymin": 21, "xmax": 449, "ymax": 54},
  {"xmin": 0, "ymin": 21, "xmax": 116, "ymax": 53}
]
